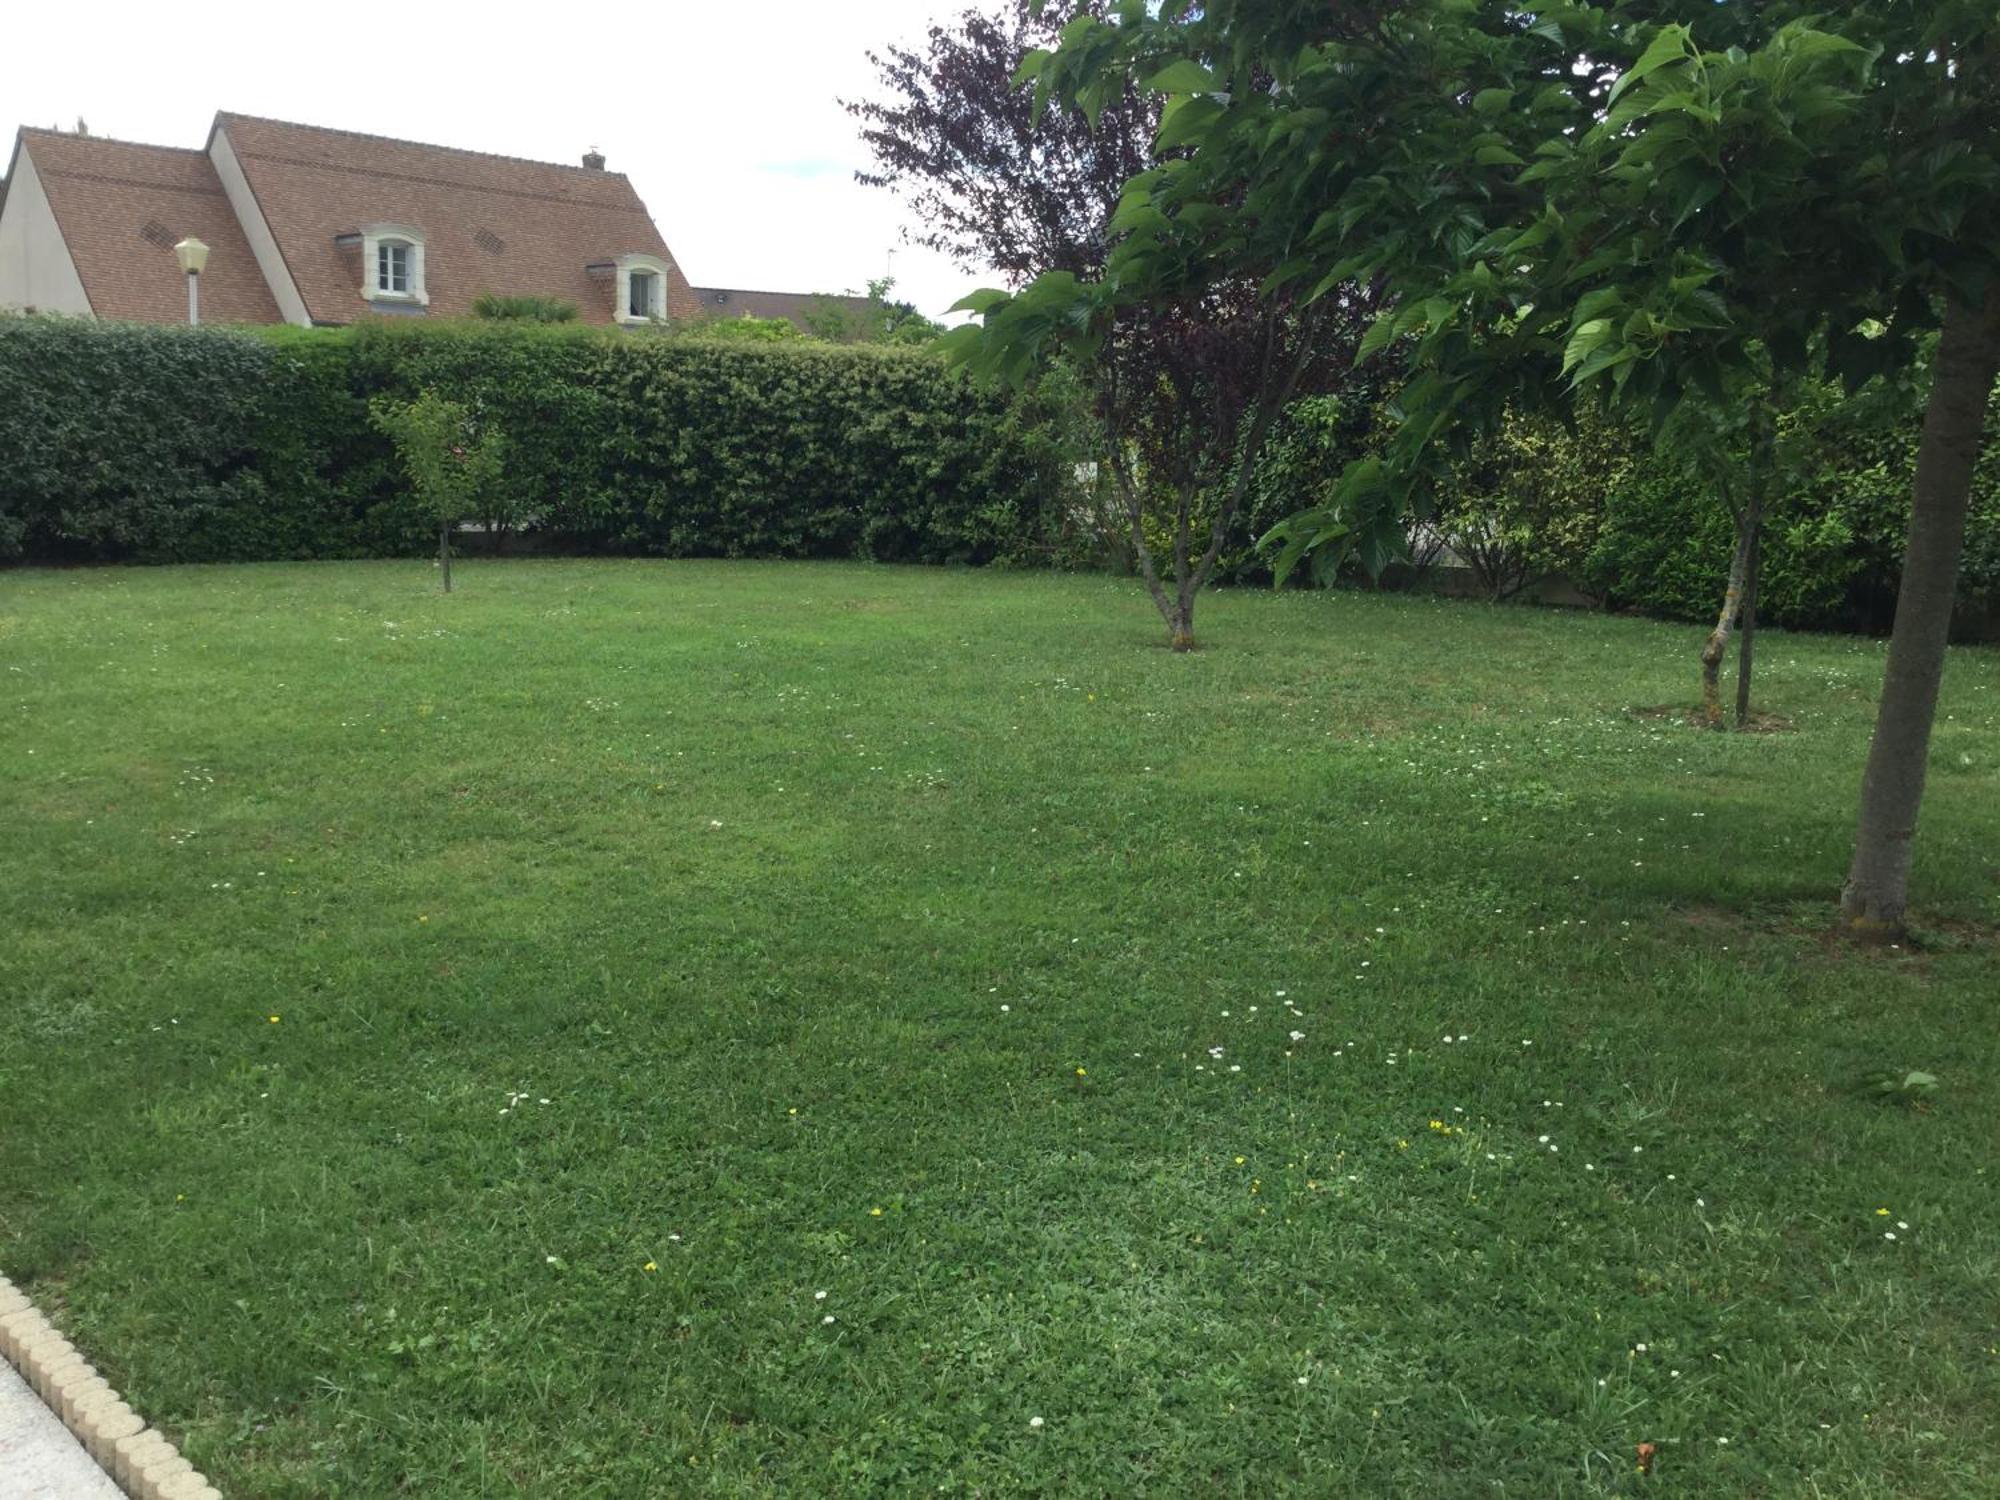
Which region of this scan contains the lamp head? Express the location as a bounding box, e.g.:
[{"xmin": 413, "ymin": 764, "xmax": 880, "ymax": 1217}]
[{"xmin": 173, "ymin": 236, "xmax": 210, "ymax": 276}]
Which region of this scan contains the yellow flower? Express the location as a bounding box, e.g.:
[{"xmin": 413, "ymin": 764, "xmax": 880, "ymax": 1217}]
[
  {"xmin": 869, "ymin": 1207, "xmax": 884, "ymax": 1217},
  {"xmin": 1233, "ymin": 1156, "xmax": 1247, "ymax": 1165},
  {"xmin": 643, "ymin": 1261, "xmax": 658, "ymax": 1273},
  {"xmin": 419, "ymin": 914, "xmax": 429, "ymax": 924},
  {"xmin": 1875, "ymin": 1208, "xmax": 1890, "ymax": 1216},
  {"xmin": 1396, "ymin": 1139, "xmax": 1410, "ymax": 1150},
  {"xmin": 1074, "ymin": 1067, "xmax": 1087, "ymax": 1077},
  {"xmin": 787, "ymin": 1107, "xmax": 798, "ymax": 1116},
  {"xmin": 267, "ymin": 1015, "xmax": 281, "ymax": 1024}
]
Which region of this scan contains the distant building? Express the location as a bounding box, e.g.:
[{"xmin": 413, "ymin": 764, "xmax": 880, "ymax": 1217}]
[{"xmin": 0, "ymin": 113, "xmax": 856, "ymax": 329}]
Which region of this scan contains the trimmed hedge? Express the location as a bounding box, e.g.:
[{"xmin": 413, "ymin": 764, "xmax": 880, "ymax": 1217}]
[{"xmin": 0, "ymin": 318, "xmax": 1069, "ymax": 567}]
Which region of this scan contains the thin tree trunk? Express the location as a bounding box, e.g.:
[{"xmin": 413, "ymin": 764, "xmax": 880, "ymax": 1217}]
[
  {"xmin": 1735, "ymin": 510, "xmax": 1760, "ymax": 729},
  {"xmin": 439, "ymin": 521, "xmax": 453, "ymax": 594},
  {"xmin": 1734, "ymin": 404, "xmax": 1774, "ymax": 729},
  {"xmin": 1700, "ymin": 509, "xmax": 1754, "ymax": 727},
  {"xmin": 1112, "ymin": 451, "xmax": 1186, "ymax": 648},
  {"xmin": 1840, "ymin": 288, "xmax": 2000, "ymax": 938}
]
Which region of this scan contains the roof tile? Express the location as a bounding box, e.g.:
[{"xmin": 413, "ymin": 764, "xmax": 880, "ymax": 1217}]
[
  {"xmin": 214, "ymin": 113, "xmax": 695, "ymax": 325},
  {"xmin": 20, "ymin": 129, "xmax": 281, "ymax": 324}
]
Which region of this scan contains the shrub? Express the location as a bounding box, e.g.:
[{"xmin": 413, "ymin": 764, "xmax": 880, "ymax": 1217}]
[
  {"xmin": 0, "ymin": 318, "xmax": 1069, "ymax": 569},
  {"xmin": 1434, "ymin": 406, "xmax": 1624, "ymax": 600},
  {"xmin": 470, "ymin": 293, "xmax": 579, "ymax": 323},
  {"xmin": 1580, "ymin": 380, "xmax": 2000, "ymax": 632}
]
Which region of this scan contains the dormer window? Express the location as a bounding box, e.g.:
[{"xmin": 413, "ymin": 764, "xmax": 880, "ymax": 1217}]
[
  {"xmin": 378, "ymin": 241, "xmax": 411, "ymax": 295},
  {"xmin": 614, "ymin": 253, "xmax": 672, "ymax": 324},
  {"xmin": 358, "ymin": 223, "xmax": 428, "ymax": 306},
  {"xmin": 628, "ymin": 270, "xmax": 659, "ymax": 319}
]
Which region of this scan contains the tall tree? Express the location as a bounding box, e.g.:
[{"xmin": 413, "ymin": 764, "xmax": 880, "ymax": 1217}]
[
  {"xmin": 978, "ymin": 0, "xmax": 2000, "ymax": 935},
  {"xmin": 845, "ymin": 1, "xmax": 1153, "ymax": 286}
]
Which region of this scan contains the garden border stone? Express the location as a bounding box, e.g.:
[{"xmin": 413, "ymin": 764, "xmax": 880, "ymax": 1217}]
[{"xmin": 0, "ymin": 1274, "xmax": 221, "ymax": 1500}]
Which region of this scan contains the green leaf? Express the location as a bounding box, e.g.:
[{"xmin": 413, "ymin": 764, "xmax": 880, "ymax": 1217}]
[
  {"xmin": 1009, "ymin": 48, "xmax": 1052, "ymax": 89},
  {"xmin": 1608, "ymin": 24, "xmax": 1692, "ymax": 105},
  {"xmin": 1156, "ymin": 94, "xmax": 1226, "ymax": 151},
  {"xmin": 1474, "ymin": 144, "xmax": 1526, "ymax": 167},
  {"xmin": 1144, "ymin": 59, "xmax": 1218, "ymax": 95},
  {"xmin": 947, "ymin": 289, "xmax": 1012, "ymax": 317},
  {"xmin": 1357, "ymin": 310, "xmax": 1402, "ymax": 363},
  {"xmin": 1472, "ymin": 88, "xmax": 1513, "ymax": 116}
]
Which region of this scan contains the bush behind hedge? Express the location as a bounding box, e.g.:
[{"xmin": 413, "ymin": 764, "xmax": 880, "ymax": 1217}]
[{"xmin": 0, "ymin": 317, "xmax": 1069, "ymax": 567}]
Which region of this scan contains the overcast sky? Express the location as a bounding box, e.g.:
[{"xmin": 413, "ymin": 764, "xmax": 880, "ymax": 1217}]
[{"xmin": 8, "ymin": 0, "xmax": 993, "ymax": 319}]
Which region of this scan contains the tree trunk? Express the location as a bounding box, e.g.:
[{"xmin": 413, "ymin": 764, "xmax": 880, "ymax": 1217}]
[
  {"xmin": 1700, "ymin": 510, "xmax": 1755, "ymax": 727},
  {"xmin": 439, "ymin": 521, "xmax": 453, "ymax": 594},
  {"xmin": 1840, "ymin": 289, "xmax": 2000, "ymax": 938},
  {"xmin": 1734, "ymin": 510, "xmax": 1760, "ymax": 729},
  {"xmin": 1113, "ymin": 457, "xmax": 1193, "ymax": 649},
  {"xmin": 1734, "ymin": 405, "xmax": 1774, "ymax": 729}
]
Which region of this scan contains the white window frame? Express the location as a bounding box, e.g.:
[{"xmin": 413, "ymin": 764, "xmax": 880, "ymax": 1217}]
[
  {"xmin": 614, "ymin": 253, "xmax": 672, "ymax": 324},
  {"xmin": 360, "ymin": 223, "xmax": 428, "ymax": 306}
]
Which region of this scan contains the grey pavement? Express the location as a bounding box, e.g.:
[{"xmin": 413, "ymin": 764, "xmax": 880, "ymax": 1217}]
[{"xmin": 0, "ymin": 1358, "xmax": 122, "ymax": 1499}]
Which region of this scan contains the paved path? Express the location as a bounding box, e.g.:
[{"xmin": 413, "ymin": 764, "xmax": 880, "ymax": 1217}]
[{"xmin": 0, "ymin": 1357, "xmax": 123, "ymax": 1499}]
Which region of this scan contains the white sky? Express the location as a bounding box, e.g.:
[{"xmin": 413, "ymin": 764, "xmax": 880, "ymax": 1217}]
[{"xmin": 7, "ymin": 0, "xmax": 994, "ymax": 320}]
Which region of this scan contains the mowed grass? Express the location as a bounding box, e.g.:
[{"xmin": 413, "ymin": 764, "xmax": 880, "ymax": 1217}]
[{"xmin": 2, "ymin": 559, "xmax": 1998, "ymax": 1498}]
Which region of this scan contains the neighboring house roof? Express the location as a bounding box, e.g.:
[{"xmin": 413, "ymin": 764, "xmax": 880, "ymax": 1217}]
[
  {"xmin": 690, "ymin": 285, "xmax": 875, "ymax": 334},
  {"xmin": 212, "ymin": 113, "xmax": 696, "ymax": 326},
  {"xmin": 16, "ymin": 128, "xmax": 280, "ymax": 324}
]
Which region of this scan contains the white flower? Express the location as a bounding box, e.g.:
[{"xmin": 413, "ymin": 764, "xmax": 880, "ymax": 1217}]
[
  {"xmin": 1538, "ymin": 1135, "xmax": 1550, "ymax": 1143},
  {"xmin": 1896, "ymin": 1220, "xmax": 1908, "ymax": 1230},
  {"xmin": 1883, "ymin": 1231, "xmax": 1897, "ymax": 1241},
  {"xmin": 1295, "ymin": 1375, "xmax": 1309, "ymax": 1386},
  {"xmin": 1289, "ymin": 1031, "xmax": 1306, "ymax": 1043},
  {"xmin": 814, "ymin": 1290, "xmax": 827, "ymax": 1301},
  {"xmin": 1028, "ymin": 1416, "xmax": 1044, "ymax": 1429},
  {"xmin": 822, "ymin": 1314, "xmax": 836, "ymax": 1324}
]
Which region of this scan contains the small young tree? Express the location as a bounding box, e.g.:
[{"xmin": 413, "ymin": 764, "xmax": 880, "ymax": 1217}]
[{"xmin": 370, "ymin": 390, "xmax": 506, "ymax": 594}]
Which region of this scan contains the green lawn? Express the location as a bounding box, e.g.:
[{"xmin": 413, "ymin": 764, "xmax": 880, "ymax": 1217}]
[{"xmin": 3, "ymin": 559, "xmax": 1997, "ymax": 1497}]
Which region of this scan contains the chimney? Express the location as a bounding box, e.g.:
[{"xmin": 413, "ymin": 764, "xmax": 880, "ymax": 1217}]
[{"xmin": 581, "ymin": 147, "xmax": 605, "ymax": 170}]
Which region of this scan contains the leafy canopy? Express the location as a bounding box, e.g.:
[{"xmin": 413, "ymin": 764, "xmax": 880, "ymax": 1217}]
[{"xmin": 959, "ymin": 0, "xmax": 2000, "ymax": 578}]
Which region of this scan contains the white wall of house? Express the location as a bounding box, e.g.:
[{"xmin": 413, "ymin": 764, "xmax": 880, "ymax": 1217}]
[
  {"xmin": 0, "ymin": 148, "xmax": 91, "ymax": 315},
  {"xmin": 207, "ymin": 125, "xmax": 309, "ymax": 326}
]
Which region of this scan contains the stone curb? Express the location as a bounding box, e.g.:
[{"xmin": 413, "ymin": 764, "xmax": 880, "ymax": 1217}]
[{"xmin": 0, "ymin": 1275, "xmax": 222, "ymax": 1500}]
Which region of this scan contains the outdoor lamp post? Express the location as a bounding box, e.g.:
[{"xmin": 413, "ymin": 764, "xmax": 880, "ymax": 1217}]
[{"xmin": 173, "ymin": 237, "xmax": 210, "ymax": 325}]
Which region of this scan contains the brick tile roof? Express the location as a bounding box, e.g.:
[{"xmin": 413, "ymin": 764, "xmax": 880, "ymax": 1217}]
[
  {"xmin": 214, "ymin": 113, "xmax": 696, "ymax": 325},
  {"xmin": 18, "ymin": 129, "xmax": 281, "ymax": 324}
]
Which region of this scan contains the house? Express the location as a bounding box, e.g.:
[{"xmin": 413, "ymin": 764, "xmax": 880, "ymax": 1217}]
[{"xmin": 0, "ymin": 114, "xmax": 856, "ymax": 330}]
